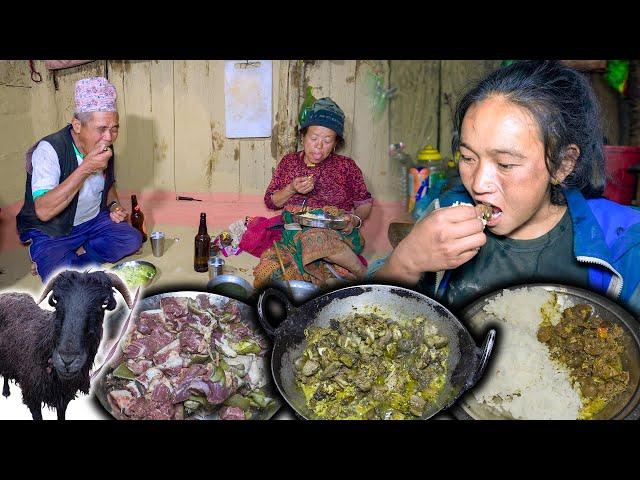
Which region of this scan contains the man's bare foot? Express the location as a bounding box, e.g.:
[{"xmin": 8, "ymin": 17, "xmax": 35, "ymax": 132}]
[
  {"xmin": 75, "ymin": 246, "xmax": 86, "ymax": 256},
  {"xmin": 30, "ymin": 262, "xmax": 38, "ymax": 276}
]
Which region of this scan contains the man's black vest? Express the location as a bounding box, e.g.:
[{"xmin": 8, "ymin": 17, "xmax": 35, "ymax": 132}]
[{"xmin": 16, "ymin": 124, "xmax": 115, "ymax": 238}]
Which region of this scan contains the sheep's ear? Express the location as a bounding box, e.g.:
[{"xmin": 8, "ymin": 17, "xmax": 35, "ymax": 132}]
[
  {"xmin": 37, "ymin": 274, "xmax": 59, "ymax": 304},
  {"xmin": 106, "ymin": 296, "xmax": 117, "ymax": 311}
]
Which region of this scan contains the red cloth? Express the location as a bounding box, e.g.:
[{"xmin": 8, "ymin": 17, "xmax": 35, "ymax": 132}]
[
  {"xmin": 264, "ymin": 152, "xmax": 373, "ymax": 211},
  {"xmin": 238, "ymin": 215, "xmax": 283, "ymax": 258}
]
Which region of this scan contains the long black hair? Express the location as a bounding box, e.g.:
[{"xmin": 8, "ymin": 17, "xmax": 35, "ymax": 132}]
[{"xmin": 452, "ymin": 60, "xmax": 605, "ymax": 204}]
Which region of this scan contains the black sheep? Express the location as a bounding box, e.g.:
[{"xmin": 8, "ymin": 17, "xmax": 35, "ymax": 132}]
[{"xmin": 0, "ymin": 270, "xmax": 132, "ymax": 420}]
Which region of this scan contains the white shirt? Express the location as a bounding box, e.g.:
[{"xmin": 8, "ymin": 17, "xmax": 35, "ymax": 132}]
[{"xmin": 30, "ymin": 140, "xmax": 105, "ymax": 226}]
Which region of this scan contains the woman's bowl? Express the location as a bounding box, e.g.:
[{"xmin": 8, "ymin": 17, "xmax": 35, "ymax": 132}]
[{"xmin": 293, "ymin": 211, "xmax": 350, "ymax": 229}]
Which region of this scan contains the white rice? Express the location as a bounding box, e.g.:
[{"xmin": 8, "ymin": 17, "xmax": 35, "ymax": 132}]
[{"xmin": 471, "ymin": 287, "xmax": 582, "ymax": 420}]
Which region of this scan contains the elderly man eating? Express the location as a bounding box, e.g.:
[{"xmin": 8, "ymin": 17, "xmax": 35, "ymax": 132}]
[{"xmin": 16, "ymin": 76, "xmax": 142, "ymax": 281}]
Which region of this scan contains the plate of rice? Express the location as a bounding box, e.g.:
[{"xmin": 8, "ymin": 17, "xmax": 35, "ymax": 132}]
[{"xmin": 451, "ymin": 284, "xmax": 640, "ymax": 420}]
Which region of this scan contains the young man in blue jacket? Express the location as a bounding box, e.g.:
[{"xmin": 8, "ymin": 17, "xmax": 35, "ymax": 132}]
[{"xmin": 374, "ymin": 61, "xmax": 640, "ymax": 318}]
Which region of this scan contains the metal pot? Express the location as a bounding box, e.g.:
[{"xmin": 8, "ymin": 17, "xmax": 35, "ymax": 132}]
[
  {"xmin": 257, "ymin": 284, "xmax": 496, "ymax": 420},
  {"xmin": 451, "ymin": 284, "xmax": 640, "ymax": 420},
  {"xmin": 206, "ymin": 274, "xmax": 254, "ymax": 302},
  {"xmin": 92, "ymin": 291, "xmax": 282, "ymax": 420},
  {"xmin": 271, "ymin": 280, "xmax": 320, "ymax": 304}
]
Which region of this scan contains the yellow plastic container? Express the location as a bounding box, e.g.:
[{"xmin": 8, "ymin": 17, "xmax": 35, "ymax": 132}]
[{"xmin": 416, "ymin": 145, "xmax": 442, "ymax": 162}]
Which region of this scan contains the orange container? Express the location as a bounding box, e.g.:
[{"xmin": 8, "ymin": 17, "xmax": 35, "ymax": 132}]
[
  {"xmin": 407, "ymin": 166, "xmax": 429, "ymax": 212},
  {"xmin": 603, "ymin": 146, "xmax": 640, "ymax": 205},
  {"xmin": 408, "ymin": 145, "xmax": 442, "ymax": 212}
]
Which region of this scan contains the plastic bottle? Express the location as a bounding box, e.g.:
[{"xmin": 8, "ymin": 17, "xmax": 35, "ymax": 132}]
[
  {"xmin": 389, "ymin": 143, "xmax": 412, "ymax": 211},
  {"xmin": 409, "ymin": 145, "xmax": 442, "ymax": 212},
  {"xmin": 446, "ymin": 152, "xmax": 461, "ymax": 189},
  {"xmin": 407, "ymin": 145, "xmax": 440, "ymax": 212},
  {"xmin": 411, "ymin": 146, "xmax": 448, "ymax": 220},
  {"xmin": 427, "ymin": 151, "xmax": 445, "ymax": 190}
]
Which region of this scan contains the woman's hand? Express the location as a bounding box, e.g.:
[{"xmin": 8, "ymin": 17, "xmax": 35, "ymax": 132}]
[
  {"xmin": 291, "ymin": 175, "xmax": 315, "ymax": 195},
  {"xmin": 376, "ymin": 204, "xmax": 487, "ymax": 284},
  {"xmin": 270, "ymin": 176, "xmax": 314, "ymax": 209},
  {"xmin": 340, "ymin": 213, "xmax": 362, "ymax": 235}
]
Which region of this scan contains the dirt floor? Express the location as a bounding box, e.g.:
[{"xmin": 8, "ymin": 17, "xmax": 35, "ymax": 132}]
[
  {"xmin": 0, "ymin": 223, "xmax": 387, "ymax": 294},
  {"xmin": 0, "ymin": 224, "xmax": 260, "ymax": 294},
  {"xmin": 0, "ymin": 223, "xmax": 388, "ymax": 420}
]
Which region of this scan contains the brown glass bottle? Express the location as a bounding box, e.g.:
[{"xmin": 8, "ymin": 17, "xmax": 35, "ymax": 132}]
[
  {"xmin": 194, "ymin": 212, "xmax": 211, "ymax": 272},
  {"xmin": 130, "ymin": 194, "xmax": 147, "ymax": 242}
]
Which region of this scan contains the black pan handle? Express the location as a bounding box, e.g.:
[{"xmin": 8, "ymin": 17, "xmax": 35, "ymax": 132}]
[
  {"xmin": 257, "ymin": 288, "xmax": 294, "ymax": 338},
  {"xmin": 469, "ymin": 328, "xmax": 496, "ymax": 387}
]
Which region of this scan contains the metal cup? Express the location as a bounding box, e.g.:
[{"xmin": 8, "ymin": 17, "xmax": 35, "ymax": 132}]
[
  {"xmin": 208, "ymin": 257, "xmax": 225, "ymax": 280},
  {"xmin": 150, "ymin": 231, "xmax": 165, "ymax": 257}
]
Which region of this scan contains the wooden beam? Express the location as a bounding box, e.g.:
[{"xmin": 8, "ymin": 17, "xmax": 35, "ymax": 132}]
[{"xmin": 561, "ymin": 60, "xmax": 607, "ymax": 72}]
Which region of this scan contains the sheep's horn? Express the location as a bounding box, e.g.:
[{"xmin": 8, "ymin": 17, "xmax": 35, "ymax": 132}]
[
  {"xmin": 106, "ymin": 272, "xmax": 133, "ymax": 309},
  {"xmin": 37, "ymin": 274, "xmax": 59, "ymax": 304}
]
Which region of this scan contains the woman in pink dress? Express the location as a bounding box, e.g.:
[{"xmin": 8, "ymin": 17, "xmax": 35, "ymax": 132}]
[{"xmin": 249, "ymin": 97, "xmax": 373, "ymax": 289}]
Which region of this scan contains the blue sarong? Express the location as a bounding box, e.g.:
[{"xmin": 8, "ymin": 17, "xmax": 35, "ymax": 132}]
[{"xmin": 20, "ymin": 210, "xmax": 142, "ymax": 281}]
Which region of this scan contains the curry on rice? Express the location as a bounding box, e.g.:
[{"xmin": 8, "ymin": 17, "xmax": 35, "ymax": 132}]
[{"xmin": 537, "ymin": 303, "xmax": 630, "ymax": 419}]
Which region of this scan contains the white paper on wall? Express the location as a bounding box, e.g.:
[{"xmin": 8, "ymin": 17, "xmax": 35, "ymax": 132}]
[{"xmin": 224, "ymin": 60, "xmax": 272, "ymax": 138}]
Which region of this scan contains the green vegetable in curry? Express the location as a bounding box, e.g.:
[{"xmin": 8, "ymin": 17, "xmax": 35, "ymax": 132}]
[
  {"xmin": 115, "ymin": 263, "xmax": 156, "ymax": 288},
  {"xmin": 295, "ymin": 313, "xmax": 449, "ymax": 420}
]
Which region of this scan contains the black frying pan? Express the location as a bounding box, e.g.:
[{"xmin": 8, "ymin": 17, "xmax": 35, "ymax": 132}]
[{"xmin": 257, "ymin": 284, "xmax": 496, "ymax": 420}]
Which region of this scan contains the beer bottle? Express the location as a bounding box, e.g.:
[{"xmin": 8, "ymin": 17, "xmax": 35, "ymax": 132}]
[
  {"xmin": 194, "ymin": 212, "xmax": 210, "ymax": 272},
  {"xmin": 130, "ymin": 194, "xmax": 147, "ymax": 242}
]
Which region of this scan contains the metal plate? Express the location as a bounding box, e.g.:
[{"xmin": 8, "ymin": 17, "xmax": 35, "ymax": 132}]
[
  {"xmin": 92, "ymin": 291, "xmax": 282, "ymax": 420},
  {"xmin": 450, "ymin": 284, "xmax": 640, "ymax": 420},
  {"xmin": 293, "ymin": 212, "xmax": 350, "ymax": 229},
  {"xmin": 206, "ymin": 274, "xmax": 254, "ymax": 301},
  {"xmin": 111, "ymin": 260, "xmax": 157, "ymax": 288}
]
